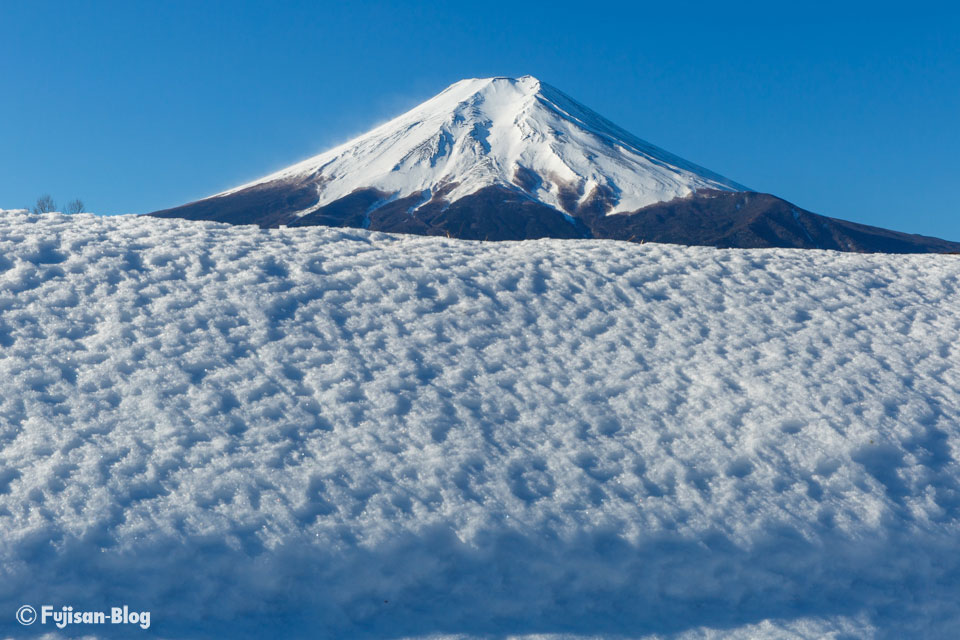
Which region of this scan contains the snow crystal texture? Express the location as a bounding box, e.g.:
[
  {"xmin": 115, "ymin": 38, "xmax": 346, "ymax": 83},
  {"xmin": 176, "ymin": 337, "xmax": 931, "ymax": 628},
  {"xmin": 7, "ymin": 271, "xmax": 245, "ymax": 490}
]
[{"xmin": 1, "ymin": 210, "xmax": 959, "ymax": 639}]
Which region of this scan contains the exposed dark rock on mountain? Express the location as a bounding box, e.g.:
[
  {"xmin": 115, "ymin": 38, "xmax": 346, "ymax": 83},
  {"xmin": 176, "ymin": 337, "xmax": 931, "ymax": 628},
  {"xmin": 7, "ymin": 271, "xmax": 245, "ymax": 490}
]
[
  {"xmin": 151, "ymin": 184, "xmax": 960, "ymax": 253},
  {"xmin": 589, "ymin": 190, "xmax": 960, "ymax": 253}
]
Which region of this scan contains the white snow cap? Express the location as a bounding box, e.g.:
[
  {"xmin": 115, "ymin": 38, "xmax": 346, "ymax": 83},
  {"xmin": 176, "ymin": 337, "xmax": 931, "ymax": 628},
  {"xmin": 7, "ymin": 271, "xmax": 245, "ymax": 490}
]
[{"xmin": 225, "ymin": 75, "xmax": 747, "ymax": 216}]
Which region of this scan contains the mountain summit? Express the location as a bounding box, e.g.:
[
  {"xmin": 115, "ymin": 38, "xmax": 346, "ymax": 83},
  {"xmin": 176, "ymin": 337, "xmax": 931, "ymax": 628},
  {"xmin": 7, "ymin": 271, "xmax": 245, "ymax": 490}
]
[
  {"xmin": 218, "ymin": 76, "xmax": 745, "ymax": 217},
  {"xmin": 151, "ymin": 76, "xmax": 960, "ymax": 253}
]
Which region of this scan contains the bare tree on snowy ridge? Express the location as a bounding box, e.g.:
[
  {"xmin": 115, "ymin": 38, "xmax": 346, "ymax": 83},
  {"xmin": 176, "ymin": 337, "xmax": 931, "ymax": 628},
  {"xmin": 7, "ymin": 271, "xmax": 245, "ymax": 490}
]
[
  {"xmin": 32, "ymin": 194, "xmax": 55, "ymax": 214},
  {"xmin": 66, "ymin": 199, "xmax": 85, "ymax": 214}
]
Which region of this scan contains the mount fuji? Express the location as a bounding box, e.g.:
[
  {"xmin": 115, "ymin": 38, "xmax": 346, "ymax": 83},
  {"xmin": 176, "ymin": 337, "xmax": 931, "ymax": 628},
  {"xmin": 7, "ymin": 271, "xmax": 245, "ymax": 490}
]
[{"xmin": 151, "ymin": 76, "xmax": 960, "ymax": 253}]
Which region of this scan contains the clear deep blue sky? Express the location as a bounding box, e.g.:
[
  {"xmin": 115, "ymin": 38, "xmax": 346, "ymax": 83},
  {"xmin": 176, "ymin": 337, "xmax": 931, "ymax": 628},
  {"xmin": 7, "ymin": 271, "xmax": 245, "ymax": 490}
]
[{"xmin": 3, "ymin": 1, "xmax": 958, "ymax": 239}]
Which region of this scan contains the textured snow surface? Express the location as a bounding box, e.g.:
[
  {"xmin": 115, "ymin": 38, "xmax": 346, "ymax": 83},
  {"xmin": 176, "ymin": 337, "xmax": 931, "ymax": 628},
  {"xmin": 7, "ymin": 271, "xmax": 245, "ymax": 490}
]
[
  {"xmin": 1, "ymin": 210, "xmax": 960, "ymax": 639},
  {"xmin": 220, "ymin": 76, "xmax": 745, "ymax": 217}
]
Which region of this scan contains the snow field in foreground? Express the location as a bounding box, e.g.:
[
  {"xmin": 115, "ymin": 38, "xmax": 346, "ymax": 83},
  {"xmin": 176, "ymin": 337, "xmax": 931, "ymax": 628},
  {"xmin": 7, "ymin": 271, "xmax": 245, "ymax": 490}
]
[{"xmin": 0, "ymin": 211, "xmax": 959, "ymax": 638}]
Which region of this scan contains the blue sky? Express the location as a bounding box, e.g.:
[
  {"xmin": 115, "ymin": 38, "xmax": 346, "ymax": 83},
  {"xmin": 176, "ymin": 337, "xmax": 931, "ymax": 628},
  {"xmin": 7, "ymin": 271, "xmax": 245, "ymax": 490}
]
[{"xmin": 2, "ymin": 1, "xmax": 958, "ymax": 239}]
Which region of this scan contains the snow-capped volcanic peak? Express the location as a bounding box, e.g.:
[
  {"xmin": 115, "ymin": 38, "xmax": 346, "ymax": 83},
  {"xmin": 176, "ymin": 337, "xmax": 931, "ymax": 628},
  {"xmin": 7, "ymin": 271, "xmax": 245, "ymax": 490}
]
[{"xmin": 224, "ymin": 75, "xmax": 746, "ymax": 216}]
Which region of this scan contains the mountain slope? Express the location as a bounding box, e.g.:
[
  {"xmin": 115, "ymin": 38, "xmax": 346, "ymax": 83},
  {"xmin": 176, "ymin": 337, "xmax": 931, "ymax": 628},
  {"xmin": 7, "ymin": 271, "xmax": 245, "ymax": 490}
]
[
  {"xmin": 590, "ymin": 190, "xmax": 960, "ymax": 252},
  {"xmin": 150, "ymin": 75, "xmax": 743, "ymax": 230},
  {"xmin": 149, "ymin": 76, "xmax": 960, "ymax": 253}
]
